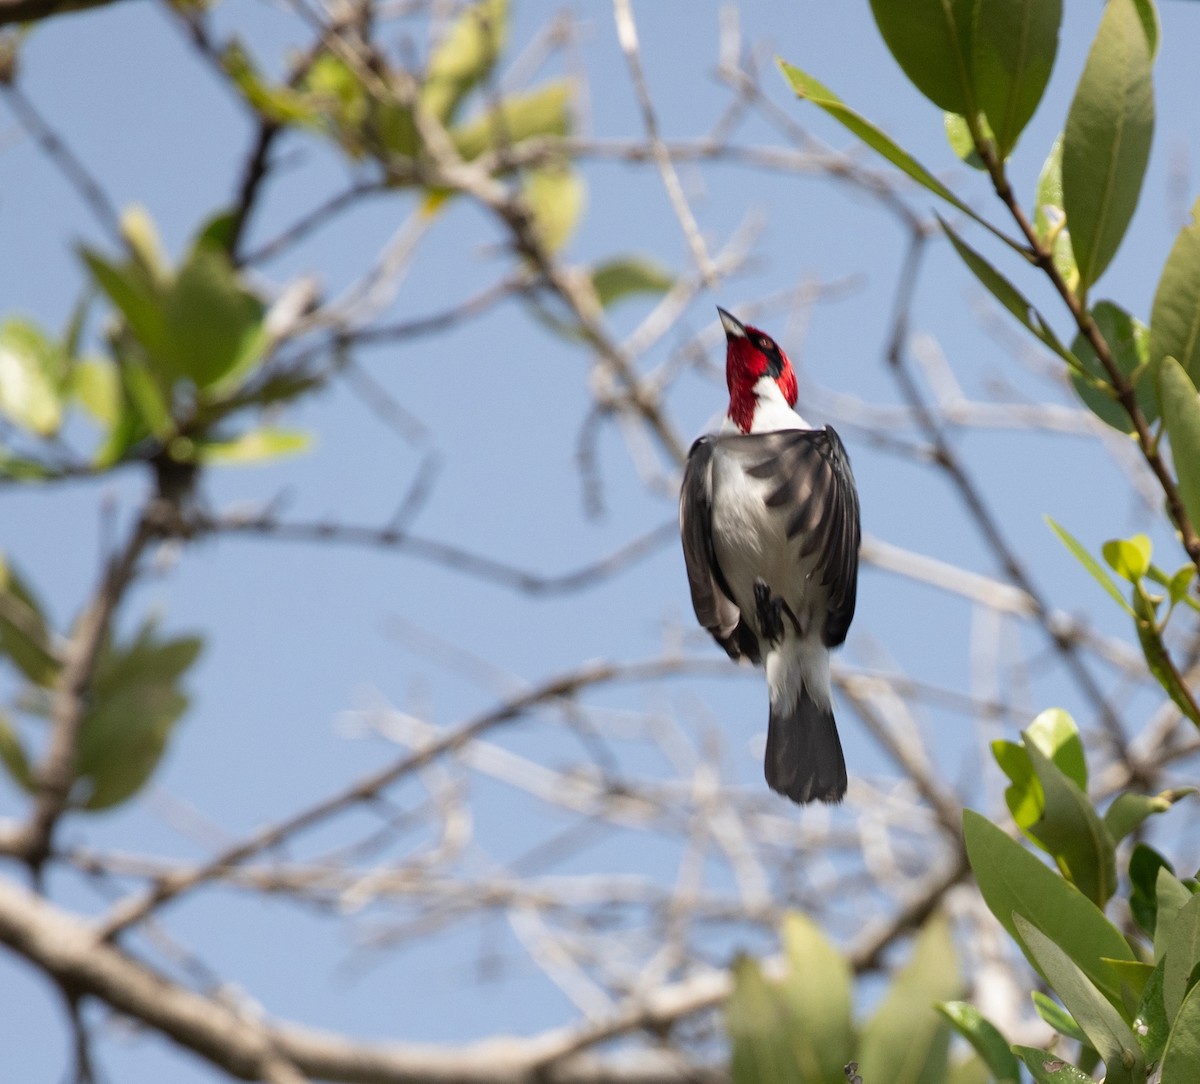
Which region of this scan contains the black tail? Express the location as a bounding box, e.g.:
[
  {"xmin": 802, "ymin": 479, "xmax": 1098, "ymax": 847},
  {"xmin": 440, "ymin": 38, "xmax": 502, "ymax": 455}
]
[{"xmin": 764, "ymin": 686, "xmax": 847, "ymax": 804}]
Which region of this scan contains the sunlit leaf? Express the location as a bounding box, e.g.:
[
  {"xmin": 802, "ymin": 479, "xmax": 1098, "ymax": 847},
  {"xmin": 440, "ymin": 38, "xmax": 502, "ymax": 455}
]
[
  {"xmin": 0, "ymin": 318, "xmax": 64, "ymax": 436},
  {"xmin": 189, "ymin": 427, "xmax": 311, "ymax": 465},
  {"xmin": 1103, "ymin": 535, "xmax": 1151, "ymax": 582},
  {"xmin": 973, "ymin": 0, "xmax": 1061, "ymax": 159},
  {"xmin": 1062, "ymin": 0, "xmax": 1155, "ymax": 293},
  {"xmin": 1026, "ymin": 707, "xmax": 1087, "ymax": 789},
  {"xmin": 726, "ymin": 955, "xmax": 799, "ymax": 1084},
  {"xmin": 1160, "ymin": 355, "xmax": 1200, "ymax": 540},
  {"xmin": 1033, "ymin": 136, "xmax": 1078, "ymax": 292},
  {"xmin": 120, "ymin": 204, "xmax": 169, "ymax": 284},
  {"xmin": 450, "ymin": 81, "xmax": 572, "ymax": 162},
  {"xmin": 223, "ymin": 40, "xmax": 316, "ymax": 126},
  {"xmin": 1013, "ymin": 1047, "xmax": 1095, "ymax": 1084},
  {"xmin": 69, "ymin": 358, "xmax": 120, "ymax": 428},
  {"xmin": 522, "ymin": 165, "xmax": 584, "ymax": 254},
  {"xmin": 944, "ymin": 112, "xmax": 987, "ymax": 170}
]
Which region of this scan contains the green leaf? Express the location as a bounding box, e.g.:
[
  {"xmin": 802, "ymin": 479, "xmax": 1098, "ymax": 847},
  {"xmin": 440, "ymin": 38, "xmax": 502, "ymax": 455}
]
[
  {"xmin": 972, "ymin": 0, "xmax": 1061, "ymax": 158},
  {"xmin": 1162, "ymin": 982, "xmax": 1200, "ymax": 1083},
  {"xmin": 1164, "ymin": 894, "xmax": 1200, "ymax": 1021},
  {"xmin": 0, "ymin": 555, "xmax": 59, "ymax": 687},
  {"xmin": 1013, "ymin": 915, "xmax": 1144, "ymax": 1082},
  {"xmin": 119, "ymin": 353, "xmax": 173, "ymax": 441},
  {"xmin": 1045, "ymin": 517, "xmax": 1135, "ymax": 616},
  {"xmin": 69, "ymin": 358, "xmax": 120, "ymax": 428},
  {"xmin": 858, "ymin": 913, "xmax": 960, "ymax": 1084},
  {"xmin": 1024, "ymin": 741, "xmax": 1116, "ymax": 905},
  {"xmin": 944, "ymin": 1053, "xmax": 990, "ymax": 1084},
  {"xmin": 1103, "ymin": 535, "xmax": 1151, "ymax": 582},
  {"xmin": 81, "ymin": 248, "xmax": 171, "ymax": 362},
  {"xmin": 963, "ymin": 810, "xmax": 1134, "ymax": 1008},
  {"xmin": 1026, "ymin": 707, "xmax": 1087, "ymax": 789},
  {"xmin": 590, "ymin": 257, "xmax": 674, "ymax": 308},
  {"xmin": 0, "ymin": 712, "xmax": 34, "ymax": 792},
  {"xmin": 450, "ymin": 81, "xmax": 572, "ymax": 162},
  {"xmin": 992, "ymin": 738, "xmax": 1041, "ymax": 830},
  {"xmin": 1133, "ymin": 594, "xmax": 1200, "ymax": 727},
  {"xmin": 0, "ymin": 318, "xmax": 65, "ymax": 436},
  {"xmin": 1061, "ymin": 0, "xmax": 1155, "ymax": 293},
  {"xmin": 1160, "ymin": 355, "xmax": 1200, "ymax": 538},
  {"xmin": 1068, "ymin": 301, "xmax": 1154, "ymax": 432},
  {"xmin": 1105, "ymin": 789, "xmax": 1193, "ymax": 844},
  {"xmin": 119, "ymin": 205, "xmax": 169, "ymax": 284},
  {"xmin": 1033, "ymin": 136, "xmax": 1078, "ymax": 293},
  {"xmin": 1134, "ymin": 959, "xmax": 1169, "ymax": 1063},
  {"xmin": 1150, "ymin": 199, "xmax": 1200, "ymax": 387},
  {"xmin": 727, "ymin": 955, "xmax": 799, "ymax": 1084},
  {"xmin": 939, "ymin": 218, "xmax": 1077, "ymax": 367},
  {"xmin": 777, "ymin": 61, "xmax": 1016, "ymax": 248},
  {"xmin": 868, "ymin": 0, "xmax": 976, "ymax": 115},
  {"xmin": 935, "ymin": 1002, "xmax": 1019, "ymax": 1083},
  {"xmin": 1155, "ymin": 866, "xmax": 1195, "ymax": 961},
  {"xmin": 1168, "ymin": 564, "xmax": 1196, "ymax": 605},
  {"xmin": 944, "ymin": 112, "xmax": 987, "ymax": 170},
  {"xmin": 187, "ymin": 428, "xmax": 311, "ymax": 465},
  {"xmin": 1031, "ymin": 990, "xmax": 1089, "ymax": 1045},
  {"xmin": 223, "ymin": 40, "xmax": 316, "ymax": 127},
  {"xmin": 1107, "ymin": 958, "xmax": 1154, "ymax": 1004},
  {"xmin": 1130, "ymin": 845, "xmax": 1174, "ymax": 938},
  {"xmin": 1013, "ymin": 1047, "xmax": 1095, "ymax": 1084},
  {"xmin": 74, "ymin": 626, "xmax": 202, "ymax": 811},
  {"xmin": 522, "ymin": 166, "xmax": 584, "ymax": 254},
  {"xmin": 421, "ymin": 0, "xmax": 507, "ymax": 123},
  {"xmin": 162, "ymin": 247, "xmax": 268, "ymax": 390},
  {"xmin": 779, "ymin": 912, "xmax": 853, "ymax": 1084}
]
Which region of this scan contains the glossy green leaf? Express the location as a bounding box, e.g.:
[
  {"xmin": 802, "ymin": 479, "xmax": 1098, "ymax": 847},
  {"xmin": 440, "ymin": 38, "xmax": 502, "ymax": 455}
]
[
  {"xmin": 0, "ymin": 318, "xmax": 64, "ymax": 436},
  {"xmin": 973, "ymin": 0, "xmax": 1061, "ymax": 158},
  {"xmin": 74, "ymin": 626, "xmax": 202, "ymax": 811},
  {"xmin": 963, "ymin": 810, "xmax": 1134, "ymax": 1007},
  {"xmin": 1151, "ymin": 198, "xmax": 1200, "ymax": 386},
  {"xmin": 189, "ymin": 428, "xmax": 311, "ymax": 465},
  {"xmin": 778, "ymin": 913, "xmax": 853, "ymax": 1083},
  {"xmin": 1013, "ymin": 1047, "xmax": 1094, "ymax": 1084},
  {"xmin": 935, "ymin": 1002, "xmax": 1019, "ymax": 1083},
  {"xmin": 1024, "ymin": 741, "xmax": 1116, "ymax": 905},
  {"xmin": 1061, "ymin": 0, "xmax": 1155, "ymax": 293},
  {"xmin": 992, "ymin": 739, "xmax": 1040, "ymax": 829},
  {"xmin": 1069, "ymin": 301, "xmax": 1154, "ymax": 432},
  {"xmin": 858, "ymin": 913, "xmax": 959, "ymax": 1084},
  {"xmin": 727, "ymin": 955, "xmax": 799, "ymax": 1084},
  {"xmin": 1103, "ymin": 535, "xmax": 1151, "ymax": 582},
  {"xmin": 1164, "ymin": 894, "xmax": 1200, "ymax": 1021},
  {"xmin": 1105, "ymin": 789, "xmax": 1193, "ymax": 844},
  {"xmin": 1013, "ymin": 915, "xmax": 1143, "ymax": 1082},
  {"xmin": 1162, "ymin": 982, "xmax": 1200, "ymax": 1083},
  {"xmin": 421, "ymin": 0, "xmax": 507, "ymax": 123},
  {"xmin": 777, "ymin": 61, "xmax": 1015, "ymax": 248},
  {"xmin": 939, "ymin": 219, "xmax": 1076, "ymax": 367},
  {"xmin": 0, "ymin": 712, "xmax": 34, "ymax": 792},
  {"xmin": 450, "ymin": 81, "xmax": 572, "ymax": 162},
  {"xmin": 0, "ymin": 555, "xmax": 59, "ymax": 687},
  {"xmin": 162, "ymin": 247, "xmax": 268, "ymax": 390},
  {"xmin": 590, "ymin": 257, "xmax": 674, "ymax": 308},
  {"xmin": 1045, "ymin": 517, "xmax": 1135, "ymax": 616},
  {"xmin": 1033, "ymin": 136, "xmax": 1078, "ymax": 293},
  {"xmin": 868, "ymin": 0, "xmax": 975, "ymax": 115},
  {"xmin": 1134, "ymin": 959, "xmax": 1169, "ymax": 1063},
  {"xmin": 1031, "ymin": 990, "xmax": 1089, "ymax": 1045}
]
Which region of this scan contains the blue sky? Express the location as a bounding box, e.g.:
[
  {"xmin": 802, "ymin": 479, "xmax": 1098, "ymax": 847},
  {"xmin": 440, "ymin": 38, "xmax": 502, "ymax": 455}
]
[{"xmin": 3, "ymin": 1, "xmax": 1200, "ymax": 1079}]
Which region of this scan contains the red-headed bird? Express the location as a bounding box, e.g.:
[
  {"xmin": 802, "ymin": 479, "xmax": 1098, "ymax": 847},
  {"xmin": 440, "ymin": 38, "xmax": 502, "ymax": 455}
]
[{"xmin": 679, "ymin": 307, "xmax": 860, "ymax": 803}]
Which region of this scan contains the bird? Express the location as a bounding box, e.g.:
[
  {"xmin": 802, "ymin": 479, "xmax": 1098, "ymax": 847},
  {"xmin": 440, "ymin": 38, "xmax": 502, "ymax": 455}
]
[{"xmin": 679, "ymin": 306, "xmax": 861, "ymax": 804}]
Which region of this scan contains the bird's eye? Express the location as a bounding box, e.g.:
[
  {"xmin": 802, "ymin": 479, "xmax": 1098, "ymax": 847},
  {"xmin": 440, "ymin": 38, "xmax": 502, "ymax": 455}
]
[{"xmin": 757, "ymin": 337, "xmax": 772, "ymax": 350}]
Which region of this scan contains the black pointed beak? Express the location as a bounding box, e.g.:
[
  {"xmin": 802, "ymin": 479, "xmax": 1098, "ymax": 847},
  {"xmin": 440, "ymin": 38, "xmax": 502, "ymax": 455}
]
[{"xmin": 717, "ymin": 306, "xmax": 747, "ymax": 340}]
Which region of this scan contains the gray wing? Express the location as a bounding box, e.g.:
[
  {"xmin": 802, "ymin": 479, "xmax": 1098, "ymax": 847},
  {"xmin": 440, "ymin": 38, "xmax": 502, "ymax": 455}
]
[
  {"xmin": 679, "ymin": 437, "xmax": 761, "ymax": 663},
  {"xmin": 730, "ymin": 425, "xmax": 861, "ymax": 647}
]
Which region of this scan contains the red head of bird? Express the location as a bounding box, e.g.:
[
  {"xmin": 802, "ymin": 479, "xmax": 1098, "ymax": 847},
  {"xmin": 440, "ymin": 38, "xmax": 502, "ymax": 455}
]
[{"xmin": 716, "ymin": 307, "xmax": 799, "ymax": 433}]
